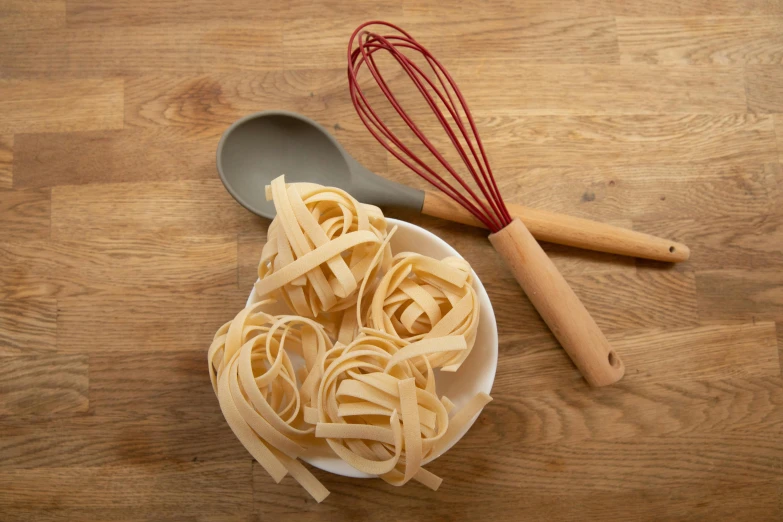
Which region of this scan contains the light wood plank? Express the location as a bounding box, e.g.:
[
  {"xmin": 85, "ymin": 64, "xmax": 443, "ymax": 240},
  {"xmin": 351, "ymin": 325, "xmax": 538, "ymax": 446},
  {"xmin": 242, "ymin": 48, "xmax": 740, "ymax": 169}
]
[
  {"xmin": 285, "ymin": 16, "xmax": 619, "ymax": 68},
  {"xmin": 0, "ymin": 24, "xmax": 282, "ymax": 77},
  {"xmin": 0, "ymin": 235, "xmax": 237, "ymax": 300},
  {"xmin": 56, "ymin": 289, "xmax": 247, "ymax": 353},
  {"xmin": 381, "ymin": 115, "xmax": 778, "ymax": 186},
  {"xmin": 495, "ymin": 322, "xmax": 781, "ymax": 393},
  {"xmin": 634, "ymin": 209, "xmax": 783, "ymax": 271},
  {"xmin": 0, "ymin": 462, "xmax": 253, "ymax": 520},
  {"xmin": 0, "ymin": 135, "xmax": 11, "ymax": 189},
  {"xmin": 746, "ymin": 65, "xmax": 783, "ymax": 113},
  {"xmin": 617, "ymin": 16, "xmax": 783, "ymax": 65},
  {"xmin": 67, "ymin": 0, "xmax": 397, "ymax": 26},
  {"xmin": 0, "ymin": 350, "xmax": 244, "ymax": 469},
  {"xmin": 0, "ymin": 188, "xmax": 50, "ymax": 242},
  {"xmin": 0, "ymin": 79, "xmax": 123, "ymax": 134},
  {"xmin": 87, "ymin": 351, "xmax": 223, "ymax": 417},
  {"xmin": 493, "ymin": 163, "xmax": 777, "ymax": 222},
  {"xmin": 697, "ymin": 270, "xmax": 783, "ymax": 323},
  {"xmin": 0, "ymin": 0, "xmax": 65, "ymax": 30},
  {"xmin": 51, "ymin": 180, "xmax": 265, "ymax": 239},
  {"xmin": 489, "ymin": 270, "xmax": 697, "ymax": 336},
  {"xmin": 403, "ymin": 0, "xmax": 783, "ymax": 18},
  {"xmin": 0, "ymin": 355, "xmax": 88, "ymax": 415},
  {"xmin": 428, "ymin": 434, "xmax": 782, "ymax": 495},
  {"xmin": 0, "ymin": 298, "xmax": 57, "ymax": 355},
  {"xmin": 258, "ymin": 478, "xmax": 782, "ymax": 521},
  {"xmin": 776, "ymin": 114, "xmax": 783, "ymax": 160},
  {"xmin": 609, "ymin": 321, "xmax": 782, "ymax": 382},
  {"xmin": 480, "ymin": 376, "xmax": 783, "ymax": 445},
  {"xmin": 13, "ymin": 130, "xmax": 219, "ymax": 188},
  {"xmin": 255, "ymin": 436, "xmax": 782, "ymax": 507},
  {"xmin": 0, "ymin": 414, "xmax": 247, "ymax": 469},
  {"xmin": 481, "ymin": 114, "xmax": 778, "ymax": 168},
  {"xmin": 122, "ymin": 72, "xmax": 392, "ymax": 173},
  {"xmin": 454, "ymin": 63, "xmax": 747, "ymax": 114},
  {"xmin": 66, "ymin": 0, "xmax": 285, "ymax": 25},
  {"xmin": 237, "ymin": 231, "xmax": 266, "ymax": 296}
]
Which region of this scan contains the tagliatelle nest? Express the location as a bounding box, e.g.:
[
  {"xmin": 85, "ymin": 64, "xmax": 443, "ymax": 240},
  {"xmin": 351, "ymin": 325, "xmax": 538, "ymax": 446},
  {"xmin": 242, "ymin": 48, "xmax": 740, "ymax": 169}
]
[
  {"xmin": 255, "ymin": 175, "xmax": 392, "ymax": 321},
  {"xmin": 311, "ymin": 331, "xmax": 491, "ymax": 490},
  {"xmin": 208, "ymin": 300, "xmax": 333, "ymax": 502},
  {"xmin": 366, "ymin": 253, "xmax": 480, "ymax": 371}
]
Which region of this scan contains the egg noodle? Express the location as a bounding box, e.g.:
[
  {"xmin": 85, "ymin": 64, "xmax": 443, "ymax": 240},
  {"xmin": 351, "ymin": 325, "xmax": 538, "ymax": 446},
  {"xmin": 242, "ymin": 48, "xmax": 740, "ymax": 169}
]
[
  {"xmin": 209, "ymin": 175, "xmax": 491, "ymax": 502},
  {"xmin": 366, "ymin": 253, "xmax": 480, "ymax": 372}
]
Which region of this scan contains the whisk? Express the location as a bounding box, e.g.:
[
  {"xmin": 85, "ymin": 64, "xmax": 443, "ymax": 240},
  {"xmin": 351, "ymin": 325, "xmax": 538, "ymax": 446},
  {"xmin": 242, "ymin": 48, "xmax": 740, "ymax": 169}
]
[{"xmin": 348, "ymin": 21, "xmax": 624, "ymax": 386}]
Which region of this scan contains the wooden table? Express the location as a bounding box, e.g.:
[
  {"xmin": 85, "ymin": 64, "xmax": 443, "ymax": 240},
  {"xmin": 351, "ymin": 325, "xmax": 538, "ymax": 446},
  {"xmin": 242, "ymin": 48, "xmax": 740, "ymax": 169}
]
[{"xmin": 1, "ymin": 1, "xmax": 782, "ymax": 520}]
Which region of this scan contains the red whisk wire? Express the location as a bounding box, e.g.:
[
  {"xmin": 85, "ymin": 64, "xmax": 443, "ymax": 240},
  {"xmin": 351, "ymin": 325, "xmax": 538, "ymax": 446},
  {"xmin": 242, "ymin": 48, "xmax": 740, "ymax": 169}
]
[
  {"xmin": 359, "ymin": 35, "xmax": 503, "ymax": 231},
  {"xmin": 350, "ymin": 39, "xmax": 498, "ymax": 230},
  {"xmin": 347, "ymin": 21, "xmax": 512, "ymax": 232}
]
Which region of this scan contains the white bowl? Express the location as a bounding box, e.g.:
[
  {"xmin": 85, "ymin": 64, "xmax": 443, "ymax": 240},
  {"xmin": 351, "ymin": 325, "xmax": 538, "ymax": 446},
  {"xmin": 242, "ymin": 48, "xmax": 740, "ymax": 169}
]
[{"xmin": 246, "ymin": 218, "xmax": 498, "ymax": 478}]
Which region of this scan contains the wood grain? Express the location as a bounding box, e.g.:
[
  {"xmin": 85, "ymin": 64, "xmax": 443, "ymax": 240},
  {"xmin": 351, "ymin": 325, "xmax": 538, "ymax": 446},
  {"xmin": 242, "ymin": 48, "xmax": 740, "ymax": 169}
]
[
  {"xmin": 777, "ymin": 114, "xmax": 783, "ymax": 160},
  {"xmin": 13, "ymin": 129, "xmax": 220, "ymax": 188},
  {"xmin": 0, "ymin": 235, "xmax": 237, "ymax": 300},
  {"xmin": 0, "ymin": 298, "xmax": 57, "ymax": 355},
  {"xmin": 0, "ymin": 79, "xmax": 124, "ymax": 134},
  {"xmin": 88, "ymin": 351, "xmax": 224, "ymax": 416},
  {"xmin": 0, "ymin": 135, "xmax": 12, "ymax": 189},
  {"xmin": 0, "ymin": 24, "xmax": 282, "ymax": 78},
  {"xmin": 696, "ymin": 270, "xmax": 783, "ymax": 323},
  {"xmin": 255, "ymin": 476, "xmax": 782, "ymax": 521},
  {"xmin": 495, "ymin": 163, "xmax": 779, "ymax": 222},
  {"xmin": 383, "ymin": 115, "xmax": 778, "ymax": 190},
  {"xmin": 0, "ymin": 354, "xmax": 88, "ymax": 415},
  {"xmin": 481, "ymin": 114, "xmax": 778, "ymax": 168},
  {"xmin": 3, "ymin": 2, "xmax": 783, "ymax": 519},
  {"xmin": 487, "ymin": 270, "xmax": 698, "ymax": 336},
  {"xmin": 403, "ymin": 0, "xmax": 783, "ymax": 17},
  {"xmin": 0, "ymin": 188, "xmax": 50, "ymax": 242},
  {"xmin": 747, "ymin": 65, "xmax": 783, "ymax": 113},
  {"xmin": 285, "ymin": 16, "xmax": 619, "ymax": 68},
  {"xmin": 0, "ymin": 461, "xmax": 253, "ymax": 521},
  {"xmin": 65, "ymin": 0, "xmax": 285, "ymax": 26},
  {"xmin": 617, "ymin": 16, "xmax": 783, "ymax": 64},
  {"xmin": 51, "ymin": 180, "xmax": 265, "ymax": 238},
  {"xmin": 0, "ymin": 413, "xmax": 247, "ymax": 469},
  {"xmin": 454, "ymin": 63, "xmax": 747, "ymax": 115},
  {"xmin": 634, "ymin": 212, "xmax": 783, "ymax": 270},
  {"xmin": 481, "ymin": 376, "xmax": 783, "ymax": 445},
  {"xmin": 56, "ymin": 288, "xmax": 247, "ymax": 353},
  {"xmin": 0, "ymin": 0, "xmax": 65, "ymax": 30},
  {"xmin": 495, "ymin": 322, "xmax": 780, "ymax": 393},
  {"xmin": 0, "ymin": 352, "xmax": 245, "ymax": 468}
]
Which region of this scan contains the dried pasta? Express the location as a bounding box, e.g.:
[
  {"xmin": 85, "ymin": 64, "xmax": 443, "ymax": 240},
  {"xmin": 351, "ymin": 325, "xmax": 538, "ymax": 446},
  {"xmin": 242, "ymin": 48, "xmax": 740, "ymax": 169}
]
[
  {"xmin": 208, "ymin": 300, "xmax": 333, "ymax": 502},
  {"xmin": 365, "ymin": 253, "xmax": 479, "ymax": 371},
  {"xmin": 312, "ymin": 331, "xmax": 492, "ymax": 490},
  {"xmin": 256, "ymin": 175, "xmax": 392, "ymax": 320},
  {"xmin": 209, "ymin": 178, "xmax": 492, "ymax": 503}
]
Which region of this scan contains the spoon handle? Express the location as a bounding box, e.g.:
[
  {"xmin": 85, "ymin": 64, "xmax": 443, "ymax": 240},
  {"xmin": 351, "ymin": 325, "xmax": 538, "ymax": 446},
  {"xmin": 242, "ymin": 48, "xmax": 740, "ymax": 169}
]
[{"xmin": 421, "ymin": 191, "xmax": 689, "ymax": 263}]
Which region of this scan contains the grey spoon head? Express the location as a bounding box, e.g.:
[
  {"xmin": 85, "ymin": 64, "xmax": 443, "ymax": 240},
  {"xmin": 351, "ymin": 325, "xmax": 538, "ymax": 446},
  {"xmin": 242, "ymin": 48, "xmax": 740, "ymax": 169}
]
[{"xmin": 216, "ymin": 110, "xmax": 424, "ymax": 219}]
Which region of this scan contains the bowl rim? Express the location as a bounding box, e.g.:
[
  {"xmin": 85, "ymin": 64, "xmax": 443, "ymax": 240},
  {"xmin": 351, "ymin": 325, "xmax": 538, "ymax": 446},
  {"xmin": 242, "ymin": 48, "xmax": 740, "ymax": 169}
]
[{"xmin": 245, "ymin": 217, "xmax": 498, "ymax": 478}]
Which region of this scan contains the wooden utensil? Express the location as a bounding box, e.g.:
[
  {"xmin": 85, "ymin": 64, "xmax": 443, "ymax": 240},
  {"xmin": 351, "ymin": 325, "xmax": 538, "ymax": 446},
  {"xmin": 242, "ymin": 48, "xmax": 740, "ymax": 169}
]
[
  {"xmin": 348, "ymin": 21, "xmax": 625, "ymax": 386},
  {"xmin": 217, "ymin": 111, "xmax": 688, "ymax": 263}
]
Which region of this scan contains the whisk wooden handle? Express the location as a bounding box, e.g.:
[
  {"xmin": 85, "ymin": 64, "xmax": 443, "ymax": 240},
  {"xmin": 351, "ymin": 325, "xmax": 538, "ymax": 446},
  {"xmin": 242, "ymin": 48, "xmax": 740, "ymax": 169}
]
[
  {"xmin": 489, "ymin": 219, "xmax": 625, "ymax": 387},
  {"xmin": 422, "ymin": 191, "xmax": 689, "ymax": 262}
]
